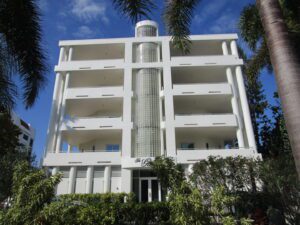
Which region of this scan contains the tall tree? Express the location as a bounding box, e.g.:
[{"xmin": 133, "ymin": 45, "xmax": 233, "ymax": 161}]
[
  {"xmin": 255, "ymin": 0, "xmax": 300, "ymax": 177},
  {"xmin": 0, "ymin": 0, "xmax": 47, "ymax": 110}
]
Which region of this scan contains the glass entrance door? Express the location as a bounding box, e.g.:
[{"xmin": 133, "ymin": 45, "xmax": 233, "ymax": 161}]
[{"xmin": 139, "ymin": 178, "xmax": 161, "ymax": 202}]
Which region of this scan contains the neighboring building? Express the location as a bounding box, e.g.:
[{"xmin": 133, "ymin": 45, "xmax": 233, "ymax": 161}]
[
  {"xmin": 11, "ymin": 111, "xmax": 35, "ymax": 156},
  {"xmin": 43, "ymin": 20, "xmax": 259, "ymax": 201}
]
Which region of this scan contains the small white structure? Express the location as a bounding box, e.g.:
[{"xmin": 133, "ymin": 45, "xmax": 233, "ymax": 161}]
[
  {"xmin": 43, "ymin": 20, "xmax": 259, "ymax": 201},
  {"xmin": 11, "ymin": 111, "xmax": 35, "ymax": 155}
]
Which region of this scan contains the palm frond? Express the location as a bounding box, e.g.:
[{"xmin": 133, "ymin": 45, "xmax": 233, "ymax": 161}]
[
  {"xmin": 0, "ymin": 41, "xmax": 17, "ymax": 111},
  {"xmin": 0, "ymin": 0, "xmax": 48, "ymax": 108},
  {"xmin": 239, "ymin": 4, "xmax": 264, "ymax": 51},
  {"xmin": 164, "ymin": 0, "xmax": 200, "ymax": 54},
  {"xmin": 112, "ymin": 0, "xmax": 156, "ymax": 24}
]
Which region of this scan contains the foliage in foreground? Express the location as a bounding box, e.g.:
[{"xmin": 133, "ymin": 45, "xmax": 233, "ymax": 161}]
[{"xmin": 1, "ymin": 155, "xmax": 298, "ymax": 225}]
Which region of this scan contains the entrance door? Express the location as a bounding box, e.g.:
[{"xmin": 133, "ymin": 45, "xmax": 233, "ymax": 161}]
[{"xmin": 139, "ymin": 178, "xmax": 161, "ymax": 202}]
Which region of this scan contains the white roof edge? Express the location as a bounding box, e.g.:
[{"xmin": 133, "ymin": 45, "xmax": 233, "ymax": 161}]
[{"xmin": 58, "ymin": 33, "xmax": 239, "ymax": 46}]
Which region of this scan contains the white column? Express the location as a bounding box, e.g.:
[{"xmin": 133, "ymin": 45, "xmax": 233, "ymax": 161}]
[
  {"xmin": 52, "ymin": 167, "xmax": 58, "ymax": 176},
  {"xmin": 68, "ymin": 47, "xmax": 73, "ymax": 61},
  {"xmin": 235, "ymin": 66, "xmax": 257, "ymax": 150},
  {"xmin": 58, "ymin": 47, "xmax": 66, "ymax": 64},
  {"xmin": 55, "ymin": 73, "xmax": 70, "ymax": 153},
  {"xmin": 52, "ymin": 75, "xmax": 65, "ymax": 152},
  {"xmin": 121, "ymin": 169, "xmax": 132, "ymax": 193},
  {"xmin": 230, "ymin": 40, "xmax": 238, "ymax": 56},
  {"xmin": 86, "ymin": 166, "xmax": 94, "ymax": 194},
  {"xmin": 222, "ymin": 41, "xmax": 229, "ymax": 55},
  {"xmin": 104, "ymin": 166, "xmax": 111, "ymax": 193},
  {"xmin": 226, "ymin": 68, "xmax": 245, "ymax": 148},
  {"xmin": 162, "ymin": 40, "xmax": 176, "ymax": 157},
  {"xmin": 68, "ymin": 166, "xmax": 76, "ymax": 194},
  {"xmin": 44, "ymin": 73, "xmax": 63, "ymax": 155},
  {"xmin": 67, "ymin": 144, "xmax": 72, "ymax": 153}
]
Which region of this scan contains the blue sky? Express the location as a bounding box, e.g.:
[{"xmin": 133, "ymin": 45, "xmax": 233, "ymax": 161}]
[{"xmin": 14, "ymin": 0, "xmax": 277, "ymax": 163}]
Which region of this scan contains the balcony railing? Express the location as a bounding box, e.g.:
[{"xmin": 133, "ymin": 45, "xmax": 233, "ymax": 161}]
[
  {"xmin": 61, "ymin": 117, "xmax": 123, "ymax": 130},
  {"xmin": 65, "ymin": 86, "xmax": 124, "ymax": 99},
  {"xmin": 172, "ymin": 83, "xmax": 232, "ymax": 96},
  {"xmin": 59, "ymin": 149, "xmax": 121, "ymax": 153}
]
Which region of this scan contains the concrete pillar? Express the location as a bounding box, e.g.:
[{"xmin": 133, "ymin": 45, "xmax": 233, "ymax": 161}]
[
  {"xmin": 45, "ymin": 73, "xmax": 63, "ymax": 154},
  {"xmin": 67, "ymin": 144, "xmax": 72, "ymax": 153},
  {"xmin": 68, "ymin": 47, "xmax": 73, "ymax": 61},
  {"xmin": 235, "ymin": 66, "xmax": 257, "ymax": 150},
  {"xmin": 222, "ymin": 41, "xmax": 229, "ymax": 55},
  {"xmin": 226, "ymin": 68, "xmax": 245, "ymax": 148},
  {"xmin": 68, "ymin": 166, "xmax": 76, "ymax": 194},
  {"xmin": 52, "ymin": 167, "xmax": 58, "ymax": 176},
  {"xmin": 55, "ymin": 73, "xmax": 70, "ymax": 153},
  {"xmin": 230, "ymin": 40, "xmax": 238, "ymax": 56},
  {"xmin": 121, "ymin": 169, "xmax": 132, "ymax": 193},
  {"xmin": 104, "ymin": 166, "xmax": 111, "ymax": 193},
  {"xmin": 58, "ymin": 47, "xmax": 66, "ymax": 64},
  {"xmin": 86, "ymin": 166, "xmax": 94, "ymax": 194}
]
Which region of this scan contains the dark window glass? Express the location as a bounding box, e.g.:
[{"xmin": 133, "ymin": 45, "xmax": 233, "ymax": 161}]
[
  {"xmin": 105, "ymin": 144, "xmax": 119, "ymax": 152},
  {"xmin": 23, "ymin": 134, "xmax": 29, "ymax": 141},
  {"xmin": 151, "ymin": 180, "xmax": 159, "ymax": 201},
  {"xmin": 180, "ymin": 143, "xmax": 194, "ymax": 150},
  {"xmin": 141, "ymin": 180, "xmax": 148, "ymax": 202},
  {"xmin": 29, "ymin": 139, "xmax": 33, "ymax": 147}
]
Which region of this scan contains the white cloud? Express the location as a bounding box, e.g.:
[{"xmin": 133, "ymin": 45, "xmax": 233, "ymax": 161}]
[
  {"xmin": 70, "ymin": 0, "xmax": 108, "ymax": 23},
  {"xmin": 208, "ymin": 13, "xmax": 237, "ymax": 33},
  {"xmin": 73, "ymin": 25, "xmax": 97, "ymax": 38}
]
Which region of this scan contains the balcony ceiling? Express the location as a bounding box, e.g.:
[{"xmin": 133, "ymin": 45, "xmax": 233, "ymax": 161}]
[
  {"xmin": 62, "ymin": 129, "xmax": 122, "ymax": 146},
  {"xmin": 66, "ymin": 98, "xmax": 123, "ymax": 117},
  {"xmin": 69, "ymin": 69, "xmax": 124, "ymax": 88}
]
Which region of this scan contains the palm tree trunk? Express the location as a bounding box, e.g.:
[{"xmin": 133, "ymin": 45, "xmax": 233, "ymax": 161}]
[{"xmin": 256, "ymin": 0, "xmax": 300, "ymax": 178}]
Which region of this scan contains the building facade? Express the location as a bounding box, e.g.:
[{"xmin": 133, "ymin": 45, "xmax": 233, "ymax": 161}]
[
  {"xmin": 11, "ymin": 111, "xmax": 35, "ymax": 156},
  {"xmin": 43, "ymin": 20, "xmax": 259, "ymax": 202}
]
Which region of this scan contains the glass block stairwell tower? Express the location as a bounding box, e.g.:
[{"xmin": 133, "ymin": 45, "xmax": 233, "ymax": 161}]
[{"xmin": 133, "ymin": 21, "xmax": 161, "ymax": 157}]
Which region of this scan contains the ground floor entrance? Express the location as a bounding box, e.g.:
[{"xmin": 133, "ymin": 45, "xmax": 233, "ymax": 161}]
[{"xmin": 132, "ymin": 170, "xmax": 166, "ymax": 202}]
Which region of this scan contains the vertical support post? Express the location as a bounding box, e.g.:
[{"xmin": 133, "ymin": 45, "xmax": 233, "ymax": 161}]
[
  {"xmin": 226, "ymin": 68, "xmax": 245, "ymax": 148},
  {"xmin": 104, "ymin": 166, "xmax": 111, "ymax": 193},
  {"xmin": 68, "ymin": 166, "xmax": 76, "ymax": 194},
  {"xmin": 162, "ymin": 40, "xmax": 176, "ymax": 157},
  {"xmin": 68, "ymin": 47, "xmax": 73, "ymax": 61},
  {"xmin": 52, "ymin": 167, "xmax": 58, "ymax": 176},
  {"xmin": 58, "ymin": 47, "xmax": 66, "ymax": 64},
  {"xmin": 222, "ymin": 41, "xmax": 229, "ymax": 55},
  {"xmin": 86, "ymin": 166, "xmax": 94, "ymax": 194},
  {"xmin": 121, "ymin": 169, "xmax": 132, "ymax": 193},
  {"xmin": 230, "ymin": 40, "xmax": 238, "ymax": 56},
  {"xmin": 67, "ymin": 145, "xmax": 72, "ymax": 153},
  {"xmin": 235, "ymin": 66, "xmax": 257, "ymax": 150},
  {"xmin": 45, "ymin": 72, "xmax": 63, "ymax": 154},
  {"xmin": 55, "ymin": 73, "xmax": 70, "ymax": 153}
]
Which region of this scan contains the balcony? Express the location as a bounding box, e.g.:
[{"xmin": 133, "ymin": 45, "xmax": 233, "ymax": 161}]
[
  {"xmin": 61, "ymin": 117, "xmax": 123, "ymax": 131},
  {"xmin": 65, "ymin": 86, "xmax": 123, "ymax": 99},
  {"xmin": 65, "ymin": 98, "xmax": 123, "ymax": 118},
  {"xmin": 57, "ymin": 43, "xmax": 125, "ymax": 71},
  {"xmin": 175, "ymin": 114, "xmax": 237, "ymax": 128},
  {"xmin": 175, "ymin": 127, "xmax": 255, "ymax": 162},
  {"xmin": 173, "ymin": 83, "xmax": 231, "ymax": 96},
  {"xmin": 170, "ymin": 40, "xmax": 241, "ymax": 66}
]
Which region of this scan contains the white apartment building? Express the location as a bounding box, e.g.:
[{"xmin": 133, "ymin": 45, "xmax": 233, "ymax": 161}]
[
  {"xmin": 43, "ymin": 20, "xmax": 259, "ymax": 202},
  {"xmin": 11, "ymin": 111, "xmax": 35, "ymax": 156}
]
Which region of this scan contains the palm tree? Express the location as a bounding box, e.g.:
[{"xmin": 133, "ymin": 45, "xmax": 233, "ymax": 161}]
[
  {"xmin": 0, "ymin": 0, "xmax": 47, "ymax": 111},
  {"xmin": 256, "ymin": 0, "xmax": 300, "ymax": 178},
  {"xmin": 112, "ymin": 0, "xmax": 200, "ymax": 54}
]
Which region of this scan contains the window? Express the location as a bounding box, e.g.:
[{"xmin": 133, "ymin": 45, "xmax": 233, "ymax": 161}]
[
  {"xmin": 105, "ymin": 144, "xmax": 120, "ymax": 152},
  {"xmin": 29, "ymin": 139, "xmax": 34, "ymax": 147},
  {"xmin": 20, "ymin": 119, "xmax": 30, "ymax": 130},
  {"xmin": 23, "ymin": 134, "xmax": 29, "ymax": 141},
  {"xmin": 180, "ymin": 143, "xmax": 194, "ymax": 150}
]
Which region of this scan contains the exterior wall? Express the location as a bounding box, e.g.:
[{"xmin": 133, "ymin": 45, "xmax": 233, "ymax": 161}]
[
  {"xmin": 43, "ymin": 21, "xmax": 259, "ymax": 195},
  {"xmin": 11, "ymin": 111, "xmax": 35, "ymax": 155}
]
